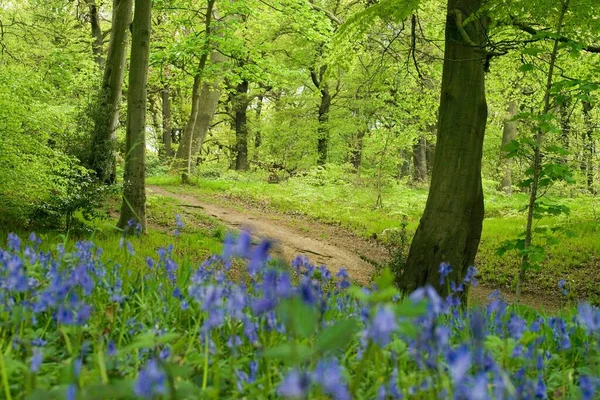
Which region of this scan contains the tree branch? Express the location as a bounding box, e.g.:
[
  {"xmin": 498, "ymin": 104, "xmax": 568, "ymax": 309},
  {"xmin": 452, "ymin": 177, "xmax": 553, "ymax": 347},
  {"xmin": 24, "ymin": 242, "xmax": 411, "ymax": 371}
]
[{"xmin": 511, "ymin": 18, "xmax": 600, "ymax": 53}]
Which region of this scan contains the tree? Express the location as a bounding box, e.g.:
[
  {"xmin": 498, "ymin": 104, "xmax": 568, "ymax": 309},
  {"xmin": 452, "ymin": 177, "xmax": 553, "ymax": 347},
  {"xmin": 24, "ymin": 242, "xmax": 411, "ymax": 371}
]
[
  {"xmin": 498, "ymin": 101, "xmax": 518, "ymax": 194},
  {"xmin": 396, "ymin": 0, "xmax": 488, "ymax": 297},
  {"xmin": 89, "ymin": 0, "xmax": 133, "ymax": 184},
  {"xmin": 118, "ymin": 0, "xmax": 151, "ymax": 232}
]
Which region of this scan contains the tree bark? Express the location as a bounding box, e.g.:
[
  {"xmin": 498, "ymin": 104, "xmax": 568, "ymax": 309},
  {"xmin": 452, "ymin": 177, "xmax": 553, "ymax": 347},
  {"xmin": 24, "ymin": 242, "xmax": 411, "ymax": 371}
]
[
  {"xmin": 233, "ymin": 79, "xmax": 250, "ymax": 171},
  {"xmin": 582, "ymin": 101, "xmax": 596, "ymax": 193},
  {"xmin": 311, "ymin": 65, "xmax": 330, "ymax": 166},
  {"xmin": 89, "ymin": 0, "xmax": 132, "ymax": 184},
  {"xmin": 161, "ymin": 85, "xmax": 173, "ymax": 157},
  {"xmin": 86, "ymin": 0, "xmax": 104, "ymax": 69},
  {"xmin": 117, "ymin": 0, "xmax": 151, "ymax": 232},
  {"xmin": 498, "ymin": 101, "xmax": 518, "ymax": 194},
  {"xmin": 173, "ymin": 0, "xmax": 216, "ymax": 182},
  {"xmin": 255, "ymin": 95, "xmax": 264, "ymax": 150},
  {"xmin": 397, "ymin": 0, "xmax": 488, "ymax": 298},
  {"xmin": 412, "ymin": 136, "xmax": 428, "ymax": 184},
  {"xmin": 350, "ymin": 129, "xmax": 366, "ymax": 170}
]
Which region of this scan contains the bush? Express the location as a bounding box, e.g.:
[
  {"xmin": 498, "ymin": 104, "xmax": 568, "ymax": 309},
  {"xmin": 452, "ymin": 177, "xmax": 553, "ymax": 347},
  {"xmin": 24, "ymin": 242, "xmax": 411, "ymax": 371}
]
[{"xmin": 1, "ymin": 230, "xmax": 599, "ymax": 399}]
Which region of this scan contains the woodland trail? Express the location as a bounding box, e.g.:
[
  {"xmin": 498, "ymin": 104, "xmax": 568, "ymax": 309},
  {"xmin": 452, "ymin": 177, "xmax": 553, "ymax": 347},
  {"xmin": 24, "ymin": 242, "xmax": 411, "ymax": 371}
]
[{"xmin": 147, "ymin": 185, "xmax": 560, "ymax": 312}]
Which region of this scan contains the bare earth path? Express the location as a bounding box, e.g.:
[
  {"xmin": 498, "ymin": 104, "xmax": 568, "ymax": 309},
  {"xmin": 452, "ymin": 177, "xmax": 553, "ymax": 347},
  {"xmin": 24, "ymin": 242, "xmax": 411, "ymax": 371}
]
[{"xmin": 148, "ymin": 185, "xmax": 560, "ymax": 312}]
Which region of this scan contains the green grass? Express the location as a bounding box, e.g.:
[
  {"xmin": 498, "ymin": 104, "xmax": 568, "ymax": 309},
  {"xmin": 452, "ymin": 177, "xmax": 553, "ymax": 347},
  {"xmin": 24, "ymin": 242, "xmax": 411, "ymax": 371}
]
[{"xmin": 148, "ymin": 171, "xmax": 600, "ymax": 303}]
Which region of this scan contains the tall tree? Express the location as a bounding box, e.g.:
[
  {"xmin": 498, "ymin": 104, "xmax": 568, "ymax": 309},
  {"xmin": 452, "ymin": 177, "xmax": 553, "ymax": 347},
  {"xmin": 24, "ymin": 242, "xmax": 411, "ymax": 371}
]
[
  {"xmin": 88, "ymin": 0, "xmax": 133, "ymax": 184},
  {"xmin": 498, "ymin": 101, "xmax": 518, "ymax": 194},
  {"xmin": 161, "ymin": 84, "xmax": 173, "ymax": 158},
  {"xmin": 118, "ymin": 0, "xmax": 151, "ymax": 232},
  {"xmin": 174, "ymin": 0, "xmax": 216, "ymax": 183},
  {"xmin": 397, "ymin": 0, "xmax": 488, "ymax": 297},
  {"xmin": 85, "ymin": 0, "xmax": 104, "ymax": 69},
  {"xmin": 311, "ymin": 65, "xmax": 332, "ymax": 166}
]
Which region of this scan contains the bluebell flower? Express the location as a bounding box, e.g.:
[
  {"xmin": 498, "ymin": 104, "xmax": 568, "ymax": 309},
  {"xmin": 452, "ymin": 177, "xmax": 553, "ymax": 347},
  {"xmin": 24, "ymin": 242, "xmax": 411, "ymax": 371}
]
[
  {"xmin": 439, "ymin": 262, "xmax": 452, "ymax": 285},
  {"xmin": 313, "ymin": 359, "xmax": 350, "ymax": 400},
  {"xmin": 134, "ymin": 359, "xmax": 167, "ymax": 398},
  {"xmin": 447, "ymin": 345, "xmax": 471, "ymax": 383},
  {"xmin": 367, "ymin": 306, "xmax": 397, "ymax": 347},
  {"xmin": 159, "ymin": 346, "xmax": 171, "ymax": 360},
  {"xmin": 278, "ymin": 369, "xmax": 311, "ymax": 398},
  {"xmin": 66, "ymin": 384, "xmax": 76, "ymax": 400},
  {"xmin": 534, "ymin": 374, "xmax": 547, "ymax": 398},
  {"xmin": 7, "ymin": 233, "xmax": 21, "ymax": 251},
  {"xmin": 508, "ymin": 314, "xmax": 527, "ymax": 340},
  {"xmin": 578, "ymin": 303, "xmax": 600, "ymax": 333},
  {"xmin": 107, "ymin": 341, "xmax": 116, "ymax": 356},
  {"xmin": 580, "ymin": 375, "xmax": 597, "ymax": 400},
  {"xmin": 30, "ymin": 348, "xmax": 43, "ymax": 373},
  {"xmin": 409, "ymin": 285, "xmax": 443, "ymax": 315}
]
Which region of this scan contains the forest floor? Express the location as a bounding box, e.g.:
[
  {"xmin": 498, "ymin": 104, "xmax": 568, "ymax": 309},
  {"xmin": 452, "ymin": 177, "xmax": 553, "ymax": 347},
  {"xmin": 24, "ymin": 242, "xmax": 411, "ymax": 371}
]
[{"xmin": 147, "ymin": 185, "xmax": 562, "ymax": 313}]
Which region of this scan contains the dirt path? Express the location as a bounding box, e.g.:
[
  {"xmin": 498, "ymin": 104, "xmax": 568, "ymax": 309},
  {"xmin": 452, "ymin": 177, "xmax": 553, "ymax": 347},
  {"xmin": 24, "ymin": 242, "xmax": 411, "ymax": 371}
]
[{"xmin": 147, "ymin": 185, "xmax": 560, "ymax": 312}]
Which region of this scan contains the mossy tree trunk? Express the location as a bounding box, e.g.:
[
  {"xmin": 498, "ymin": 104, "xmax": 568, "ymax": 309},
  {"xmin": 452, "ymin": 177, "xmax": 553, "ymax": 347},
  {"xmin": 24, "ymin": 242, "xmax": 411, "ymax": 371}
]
[
  {"xmin": 498, "ymin": 101, "xmax": 518, "ymax": 194},
  {"xmin": 89, "ymin": 0, "xmax": 132, "ymax": 184},
  {"xmin": 117, "ymin": 0, "xmax": 151, "ymax": 233},
  {"xmin": 396, "ymin": 0, "xmax": 488, "ymax": 297},
  {"xmin": 311, "ymin": 65, "xmax": 331, "ymax": 166},
  {"xmin": 233, "ymin": 79, "xmax": 250, "ymax": 171},
  {"xmin": 161, "ymin": 85, "xmax": 173, "ymax": 158}
]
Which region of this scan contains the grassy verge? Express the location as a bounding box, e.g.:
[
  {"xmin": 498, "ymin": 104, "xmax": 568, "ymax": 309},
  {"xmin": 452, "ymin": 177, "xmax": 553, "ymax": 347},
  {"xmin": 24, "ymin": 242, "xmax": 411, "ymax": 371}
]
[{"xmin": 148, "ymin": 172, "xmax": 600, "ymax": 303}]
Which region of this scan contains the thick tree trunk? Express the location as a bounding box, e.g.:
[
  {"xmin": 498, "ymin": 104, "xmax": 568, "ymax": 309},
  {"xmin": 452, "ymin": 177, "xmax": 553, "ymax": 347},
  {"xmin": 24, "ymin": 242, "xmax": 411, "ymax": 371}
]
[
  {"xmin": 583, "ymin": 101, "xmax": 596, "ymax": 193},
  {"xmin": 412, "ymin": 136, "xmax": 428, "ymax": 184},
  {"xmin": 397, "ymin": 0, "xmax": 487, "ymax": 297},
  {"xmin": 118, "ymin": 0, "xmax": 151, "ymax": 232},
  {"xmin": 234, "ymin": 80, "xmax": 250, "ymax": 171},
  {"xmin": 86, "ymin": 0, "xmax": 104, "ymax": 68},
  {"xmin": 161, "ymin": 85, "xmax": 173, "ymax": 157},
  {"xmin": 89, "ymin": 0, "xmax": 132, "ymax": 184},
  {"xmin": 498, "ymin": 101, "xmax": 518, "ymax": 194}
]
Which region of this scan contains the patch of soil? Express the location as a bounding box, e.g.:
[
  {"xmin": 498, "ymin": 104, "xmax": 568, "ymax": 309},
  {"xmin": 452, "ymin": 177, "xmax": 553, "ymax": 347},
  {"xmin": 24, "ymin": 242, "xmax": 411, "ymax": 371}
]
[{"xmin": 147, "ymin": 185, "xmax": 561, "ymax": 312}]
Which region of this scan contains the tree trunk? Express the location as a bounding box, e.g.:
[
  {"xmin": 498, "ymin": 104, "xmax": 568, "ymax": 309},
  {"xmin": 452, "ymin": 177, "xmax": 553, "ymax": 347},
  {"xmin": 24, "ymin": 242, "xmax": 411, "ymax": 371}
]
[
  {"xmin": 350, "ymin": 129, "xmax": 366, "ymax": 170},
  {"xmin": 191, "ymin": 54, "xmax": 226, "ymax": 156},
  {"xmin": 397, "ymin": 0, "xmax": 488, "ymax": 297},
  {"xmin": 173, "ymin": 0, "xmax": 216, "ymax": 182},
  {"xmin": 117, "ymin": 0, "xmax": 151, "ymax": 232},
  {"xmin": 498, "ymin": 101, "xmax": 518, "ymax": 194},
  {"xmin": 311, "ymin": 65, "xmax": 330, "ymax": 166},
  {"xmin": 255, "ymin": 95, "xmax": 264, "ymax": 150},
  {"xmin": 317, "ymin": 85, "xmax": 331, "ymax": 166},
  {"xmin": 161, "ymin": 85, "xmax": 173, "ymax": 157},
  {"xmin": 234, "ymin": 79, "xmax": 250, "ymax": 171},
  {"xmin": 583, "ymin": 101, "xmax": 596, "ymax": 193},
  {"xmin": 86, "ymin": 0, "xmax": 104, "ymax": 69},
  {"xmin": 412, "ymin": 136, "xmax": 428, "ymax": 184},
  {"xmin": 89, "ymin": 0, "xmax": 132, "ymax": 184}
]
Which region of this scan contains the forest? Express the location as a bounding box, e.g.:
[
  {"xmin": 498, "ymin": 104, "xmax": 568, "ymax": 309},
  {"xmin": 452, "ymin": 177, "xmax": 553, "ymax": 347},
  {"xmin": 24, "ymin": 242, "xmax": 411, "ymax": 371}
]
[{"xmin": 1, "ymin": 0, "xmax": 600, "ymax": 398}]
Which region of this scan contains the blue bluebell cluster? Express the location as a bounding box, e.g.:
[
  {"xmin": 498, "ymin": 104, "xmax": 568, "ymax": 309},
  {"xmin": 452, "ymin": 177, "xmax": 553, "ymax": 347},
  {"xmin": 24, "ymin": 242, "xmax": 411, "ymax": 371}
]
[{"xmin": 1, "ymin": 228, "xmax": 600, "ymax": 399}]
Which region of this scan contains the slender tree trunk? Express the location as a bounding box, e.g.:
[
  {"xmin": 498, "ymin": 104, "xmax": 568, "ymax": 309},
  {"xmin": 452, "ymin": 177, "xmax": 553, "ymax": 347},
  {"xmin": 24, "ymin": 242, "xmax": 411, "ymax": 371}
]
[
  {"xmin": 234, "ymin": 80, "xmax": 250, "ymax": 171},
  {"xmin": 518, "ymin": 0, "xmax": 569, "ymax": 299},
  {"xmin": 317, "ymin": 86, "xmax": 331, "ymax": 166},
  {"xmin": 397, "ymin": 0, "xmax": 488, "ymax": 297},
  {"xmin": 255, "ymin": 95, "xmax": 264, "ymax": 150},
  {"xmin": 161, "ymin": 85, "xmax": 173, "ymax": 157},
  {"xmin": 89, "ymin": 0, "xmax": 132, "ymax": 184},
  {"xmin": 412, "ymin": 136, "xmax": 428, "ymax": 184},
  {"xmin": 118, "ymin": 0, "xmax": 151, "ymax": 232},
  {"xmin": 311, "ymin": 65, "xmax": 330, "ymax": 166},
  {"xmin": 582, "ymin": 101, "xmax": 596, "ymax": 194},
  {"xmin": 350, "ymin": 129, "xmax": 366, "ymax": 170},
  {"xmin": 498, "ymin": 101, "xmax": 518, "ymax": 194},
  {"xmin": 398, "ymin": 150, "xmax": 411, "ymax": 180},
  {"xmin": 174, "ymin": 0, "xmax": 216, "ymax": 182},
  {"xmin": 86, "ymin": 0, "xmax": 104, "ymax": 68}
]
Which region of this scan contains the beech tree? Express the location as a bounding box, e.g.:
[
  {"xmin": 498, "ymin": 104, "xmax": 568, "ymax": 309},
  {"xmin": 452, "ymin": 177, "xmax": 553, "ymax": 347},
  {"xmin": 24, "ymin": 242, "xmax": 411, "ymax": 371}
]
[
  {"xmin": 396, "ymin": 0, "xmax": 488, "ymax": 297},
  {"xmin": 118, "ymin": 0, "xmax": 151, "ymax": 232},
  {"xmin": 88, "ymin": 0, "xmax": 132, "ymax": 184}
]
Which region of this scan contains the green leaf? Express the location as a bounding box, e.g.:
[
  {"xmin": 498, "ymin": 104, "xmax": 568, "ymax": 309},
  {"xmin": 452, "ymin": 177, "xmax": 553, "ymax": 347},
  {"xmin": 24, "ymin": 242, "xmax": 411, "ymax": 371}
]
[
  {"xmin": 519, "ymin": 64, "xmax": 535, "ymax": 72},
  {"xmin": 315, "ymin": 319, "xmax": 361, "ymax": 353},
  {"xmin": 263, "ymin": 343, "xmax": 313, "ymax": 363},
  {"xmin": 276, "ymin": 298, "xmax": 318, "ymax": 339}
]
